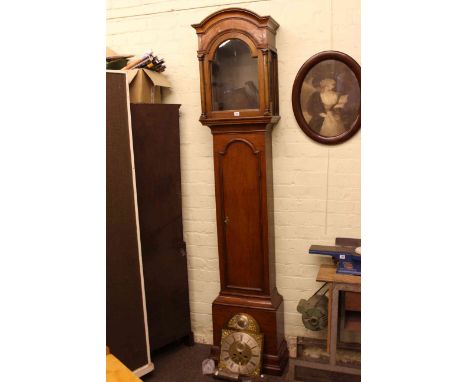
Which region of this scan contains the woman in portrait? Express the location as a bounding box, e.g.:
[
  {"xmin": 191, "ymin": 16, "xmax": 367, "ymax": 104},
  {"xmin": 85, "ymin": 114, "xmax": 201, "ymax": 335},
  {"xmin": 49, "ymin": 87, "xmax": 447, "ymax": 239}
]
[{"xmin": 307, "ymin": 77, "xmax": 349, "ymax": 137}]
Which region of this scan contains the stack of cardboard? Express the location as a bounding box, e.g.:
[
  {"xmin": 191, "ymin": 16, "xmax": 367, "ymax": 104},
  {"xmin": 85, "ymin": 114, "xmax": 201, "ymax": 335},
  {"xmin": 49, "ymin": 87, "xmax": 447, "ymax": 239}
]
[{"xmin": 106, "ymin": 47, "xmax": 133, "ymax": 70}]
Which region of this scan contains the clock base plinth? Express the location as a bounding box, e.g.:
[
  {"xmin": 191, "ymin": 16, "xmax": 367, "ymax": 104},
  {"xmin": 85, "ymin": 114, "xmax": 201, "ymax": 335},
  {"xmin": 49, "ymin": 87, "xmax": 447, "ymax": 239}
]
[
  {"xmin": 211, "ymin": 292, "xmax": 289, "ymax": 376},
  {"xmin": 262, "ymin": 338, "xmax": 289, "ymax": 376}
]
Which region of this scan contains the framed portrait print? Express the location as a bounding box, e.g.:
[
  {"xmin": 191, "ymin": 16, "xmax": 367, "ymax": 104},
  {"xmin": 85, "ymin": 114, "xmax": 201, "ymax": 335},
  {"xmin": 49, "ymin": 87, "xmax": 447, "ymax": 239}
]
[{"xmin": 292, "ymin": 51, "xmax": 361, "ymax": 144}]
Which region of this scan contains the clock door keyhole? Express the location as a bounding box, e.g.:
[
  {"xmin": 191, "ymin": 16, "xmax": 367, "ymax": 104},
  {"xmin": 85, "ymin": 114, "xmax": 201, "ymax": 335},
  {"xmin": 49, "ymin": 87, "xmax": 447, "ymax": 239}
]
[{"xmin": 224, "ymin": 216, "xmax": 230, "ymax": 224}]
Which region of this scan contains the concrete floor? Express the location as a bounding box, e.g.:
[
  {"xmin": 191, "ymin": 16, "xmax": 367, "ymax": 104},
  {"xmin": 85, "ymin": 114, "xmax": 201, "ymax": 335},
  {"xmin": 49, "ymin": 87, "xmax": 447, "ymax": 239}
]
[{"xmin": 142, "ymin": 342, "xmax": 288, "ymax": 382}]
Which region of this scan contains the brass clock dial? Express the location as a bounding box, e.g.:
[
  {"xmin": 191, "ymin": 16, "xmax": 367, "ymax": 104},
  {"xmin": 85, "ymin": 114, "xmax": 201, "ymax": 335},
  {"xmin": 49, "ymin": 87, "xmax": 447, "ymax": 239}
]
[{"xmin": 219, "ymin": 328, "xmax": 263, "ymax": 376}]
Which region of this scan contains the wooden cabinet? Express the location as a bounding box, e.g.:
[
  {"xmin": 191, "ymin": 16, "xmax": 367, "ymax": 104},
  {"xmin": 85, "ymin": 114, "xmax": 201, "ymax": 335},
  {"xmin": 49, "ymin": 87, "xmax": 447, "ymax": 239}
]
[
  {"xmin": 130, "ymin": 103, "xmax": 193, "ymax": 352},
  {"xmin": 193, "ymin": 8, "xmax": 288, "ymax": 375}
]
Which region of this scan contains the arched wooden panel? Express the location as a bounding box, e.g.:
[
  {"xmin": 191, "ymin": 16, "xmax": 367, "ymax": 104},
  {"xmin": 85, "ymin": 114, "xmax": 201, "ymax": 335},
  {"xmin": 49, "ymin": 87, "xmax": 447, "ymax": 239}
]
[{"xmin": 218, "ymin": 139, "xmax": 264, "ymax": 292}]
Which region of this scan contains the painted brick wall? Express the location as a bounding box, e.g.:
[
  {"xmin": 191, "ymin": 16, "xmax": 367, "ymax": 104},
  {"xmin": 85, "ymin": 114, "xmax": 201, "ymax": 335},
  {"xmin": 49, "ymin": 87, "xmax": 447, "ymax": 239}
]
[{"xmin": 107, "ymin": 0, "xmax": 360, "ymax": 351}]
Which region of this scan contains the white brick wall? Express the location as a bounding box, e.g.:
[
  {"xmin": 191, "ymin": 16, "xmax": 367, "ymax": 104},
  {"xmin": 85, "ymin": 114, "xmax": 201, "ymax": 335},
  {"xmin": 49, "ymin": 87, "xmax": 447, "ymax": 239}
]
[{"xmin": 107, "ymin": 0, "xmax": 360, "ymax": 348}]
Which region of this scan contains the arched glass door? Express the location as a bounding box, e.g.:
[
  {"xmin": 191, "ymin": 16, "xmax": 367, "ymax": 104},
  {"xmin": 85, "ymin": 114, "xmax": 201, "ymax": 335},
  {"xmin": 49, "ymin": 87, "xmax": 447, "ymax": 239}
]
[{"xmin": 211, "ymin": 39, "xmax": 259, "ymax": 111}]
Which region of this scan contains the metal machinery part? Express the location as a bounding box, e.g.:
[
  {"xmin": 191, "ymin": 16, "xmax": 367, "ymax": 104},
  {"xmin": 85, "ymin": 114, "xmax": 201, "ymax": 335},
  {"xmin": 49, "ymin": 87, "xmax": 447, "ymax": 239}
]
[{"xmin": 297, "ymin": 283, "xmax": 329, "ymax": 331}]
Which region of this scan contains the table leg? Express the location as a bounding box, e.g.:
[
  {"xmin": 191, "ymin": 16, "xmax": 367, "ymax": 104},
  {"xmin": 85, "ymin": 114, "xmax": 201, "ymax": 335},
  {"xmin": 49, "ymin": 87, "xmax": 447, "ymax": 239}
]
[
  {"xmin": 329, "ymin": 286, "xmax": 340, "ymax": 366},
  {"xmin": 327, "ymin": 283, "xmax": 333, "ymax": 354}
]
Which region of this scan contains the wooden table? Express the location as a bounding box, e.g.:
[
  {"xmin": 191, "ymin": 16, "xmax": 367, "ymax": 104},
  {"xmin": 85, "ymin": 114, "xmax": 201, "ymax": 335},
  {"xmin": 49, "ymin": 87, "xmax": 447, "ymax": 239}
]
[
  {"xmin": 317, "ymin": 264, "xmax": 361, "ymax": 373},
  {"xmin": 288, "ymin": 265, "xmax": 361, "ymax": 381},
  {"xmin": 106, "ymin": 353, "xmax": 143, "ymax": 382},
  {"xmin": 317, "ymin": 265, "xmax": 361, "ymax": 356}
]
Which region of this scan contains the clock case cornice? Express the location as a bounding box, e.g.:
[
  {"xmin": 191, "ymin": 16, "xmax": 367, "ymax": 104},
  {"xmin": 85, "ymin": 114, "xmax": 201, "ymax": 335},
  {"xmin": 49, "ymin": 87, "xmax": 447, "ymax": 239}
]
[{"xmin": 191, "ymin": 8, "xmax": 279, "ymax": 32}]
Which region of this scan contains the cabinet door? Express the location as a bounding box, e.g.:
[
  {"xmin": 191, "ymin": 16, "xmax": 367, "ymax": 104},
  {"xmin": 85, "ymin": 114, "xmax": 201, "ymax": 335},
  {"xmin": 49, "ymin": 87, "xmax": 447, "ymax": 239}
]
[
  {"xmin": 218, "ymin": 137, "xmax": 265, "ymax": 293},
  {"xmin": 106, "ymin": 72, "xmax": 152, "ymax": 373},
  {"xmin": 130, "ymin": 104, "xmax": 191, "ymax": 351}
]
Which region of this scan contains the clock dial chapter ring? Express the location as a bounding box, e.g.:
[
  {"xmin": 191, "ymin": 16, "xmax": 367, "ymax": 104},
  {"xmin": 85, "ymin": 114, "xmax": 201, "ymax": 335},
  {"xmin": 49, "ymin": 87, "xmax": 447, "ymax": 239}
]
[
  {"xmin": 229, "ymin": 340, "xmax": 252, "ymax": 365},
  {"xmin": 220, "ymin": 329, "xmax": 263, "ymax": 376}
]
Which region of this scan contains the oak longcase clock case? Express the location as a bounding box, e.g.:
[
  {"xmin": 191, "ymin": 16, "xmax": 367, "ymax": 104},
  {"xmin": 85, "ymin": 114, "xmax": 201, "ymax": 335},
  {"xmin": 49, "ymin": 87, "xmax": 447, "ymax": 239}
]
[{"xmin": 192, "ymin": 8, "xmax": 288, "ymax": 375}]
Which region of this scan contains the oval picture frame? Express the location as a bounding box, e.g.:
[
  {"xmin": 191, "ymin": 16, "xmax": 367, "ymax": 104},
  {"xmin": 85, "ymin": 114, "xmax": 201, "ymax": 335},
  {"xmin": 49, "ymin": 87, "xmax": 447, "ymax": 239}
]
[{"xmin": 292, "ymin": 51, "xmax": 361, "ymax": 145}]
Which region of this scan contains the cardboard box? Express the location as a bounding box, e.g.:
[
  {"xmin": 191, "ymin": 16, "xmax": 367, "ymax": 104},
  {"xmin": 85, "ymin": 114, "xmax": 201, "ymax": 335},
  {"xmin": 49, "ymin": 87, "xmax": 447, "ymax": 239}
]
[{"xmin": 125, "ymin": 69, "xmax": 171, "ymax": 104}]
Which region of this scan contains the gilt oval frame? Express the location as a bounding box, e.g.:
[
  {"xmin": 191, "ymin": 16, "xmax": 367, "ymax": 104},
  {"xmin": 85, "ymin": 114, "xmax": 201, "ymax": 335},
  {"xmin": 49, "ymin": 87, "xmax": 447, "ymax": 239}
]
[{"xmin": 292, "ymin": 51, "xmax": 361, "ymax": 145}]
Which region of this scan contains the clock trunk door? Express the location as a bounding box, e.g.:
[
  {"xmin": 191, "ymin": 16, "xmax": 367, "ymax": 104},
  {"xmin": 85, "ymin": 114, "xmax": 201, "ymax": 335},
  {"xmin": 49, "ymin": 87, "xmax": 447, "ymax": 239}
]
[{"xmin": 218, "ymin": 137, "xmax": 265, "ymax": 294}]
